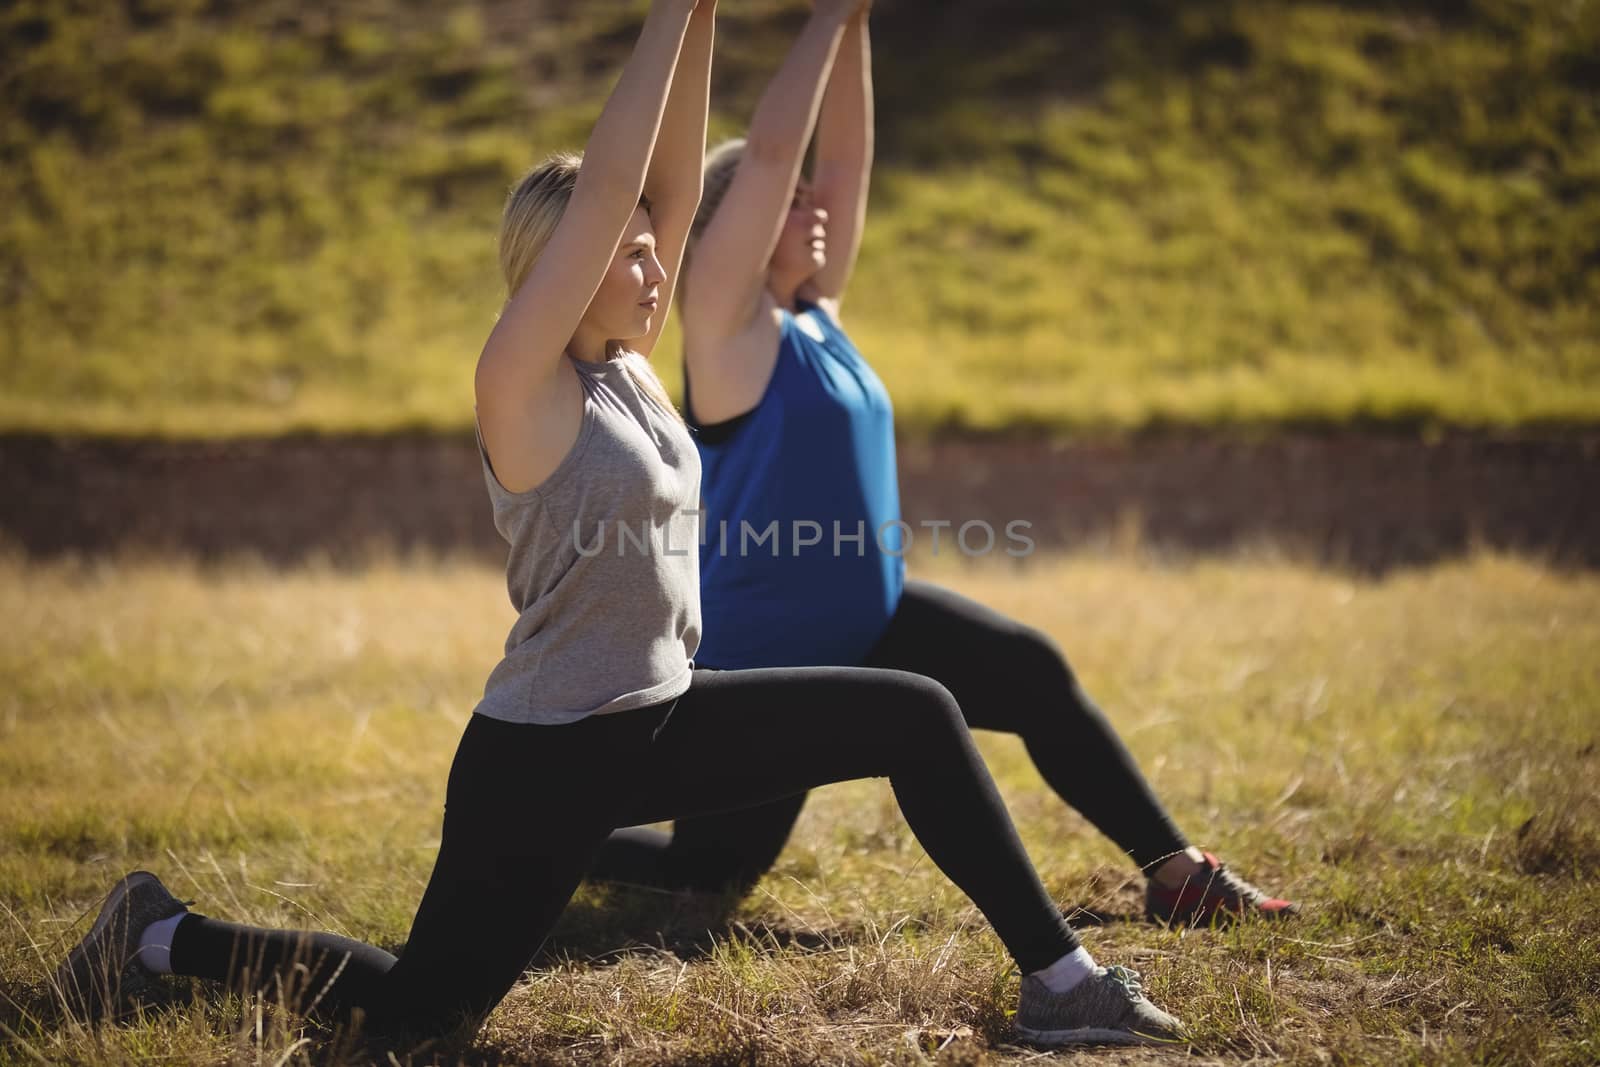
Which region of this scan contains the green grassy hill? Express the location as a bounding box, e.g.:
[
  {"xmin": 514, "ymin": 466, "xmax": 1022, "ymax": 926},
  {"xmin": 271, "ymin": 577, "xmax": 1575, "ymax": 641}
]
[{"xmin": 3, "ymin": 0, "xmax": 1598, "ymax": 436}]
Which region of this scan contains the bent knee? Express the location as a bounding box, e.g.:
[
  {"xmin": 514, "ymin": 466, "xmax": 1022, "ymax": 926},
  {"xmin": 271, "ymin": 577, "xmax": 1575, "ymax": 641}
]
[
  {"xmin": 876, "ymin": 670, "xmax": 965, "ymax": 736},
  {"xmin": 1007, "ymin": 625, "xmax": 1079, "ymax": 688},
  {"xmin": 896, "ymin": 668, "xmax": 960, "ymax": 707}
]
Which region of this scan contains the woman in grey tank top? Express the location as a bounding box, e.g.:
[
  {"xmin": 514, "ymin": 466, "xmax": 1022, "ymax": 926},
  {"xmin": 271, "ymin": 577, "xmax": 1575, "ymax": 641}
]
[{"xmin": 57, "ymin": 0, "xmax": 1182, "ymax": 1050}]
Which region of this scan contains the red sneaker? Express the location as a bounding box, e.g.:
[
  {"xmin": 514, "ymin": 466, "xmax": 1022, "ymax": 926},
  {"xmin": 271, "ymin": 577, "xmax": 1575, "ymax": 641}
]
[{"xmin": 1144, "ymin": 852, "xmax": 1297, "ymax": 927}]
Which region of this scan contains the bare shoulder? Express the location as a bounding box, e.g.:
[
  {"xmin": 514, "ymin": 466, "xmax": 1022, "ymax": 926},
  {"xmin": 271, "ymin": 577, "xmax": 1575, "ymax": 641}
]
[
  {"xmin": 475, "ymin": 359, "xmax": 588, "ymax": 495},
  {"xmin": 682, "ymin": 292, "xmax": 786, "ymax": 425},
  {"xmin": 796, "ymin": 286, "xmax": 842, "ymax": 328}
]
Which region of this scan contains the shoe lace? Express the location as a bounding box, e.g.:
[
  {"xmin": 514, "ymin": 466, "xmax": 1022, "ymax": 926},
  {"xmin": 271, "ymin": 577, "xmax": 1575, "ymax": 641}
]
[
  {"xmin": 1103, "ymin": 965, "xmax": 1146, "ymax": 1001},
  {"xmin": 1209, "ymin": 864, "xmax": 1266, "ymax": 905}
]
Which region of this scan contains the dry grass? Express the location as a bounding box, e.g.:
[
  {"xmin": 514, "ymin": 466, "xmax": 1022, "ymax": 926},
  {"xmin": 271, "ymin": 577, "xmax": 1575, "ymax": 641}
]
[{"xmin": 1, "ymin": 549, "xmax": 1597, "ymax": 1064}]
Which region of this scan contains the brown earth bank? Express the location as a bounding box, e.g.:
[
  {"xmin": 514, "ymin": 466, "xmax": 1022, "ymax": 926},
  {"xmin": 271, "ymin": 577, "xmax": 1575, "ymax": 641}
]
[{"xmin": 2, "ymin": 431, "xmax": 1597, "ymax": 572}]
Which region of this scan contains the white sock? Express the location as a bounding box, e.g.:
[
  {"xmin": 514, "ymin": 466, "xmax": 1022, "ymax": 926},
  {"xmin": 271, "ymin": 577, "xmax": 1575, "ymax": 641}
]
[
  {"xmin": 134, "ymin": 912, "xmax": 187, "ymax": 975},
  {"xmin": 1029, "ymin": 946, "xmax": 1098, "ymax": 994}
]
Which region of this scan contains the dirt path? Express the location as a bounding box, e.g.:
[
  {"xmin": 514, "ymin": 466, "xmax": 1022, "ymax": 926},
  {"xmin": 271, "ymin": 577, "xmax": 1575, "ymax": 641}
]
[{"xmin": 3, "ymin": 431, "xmax": 1596, "ymax": 571}]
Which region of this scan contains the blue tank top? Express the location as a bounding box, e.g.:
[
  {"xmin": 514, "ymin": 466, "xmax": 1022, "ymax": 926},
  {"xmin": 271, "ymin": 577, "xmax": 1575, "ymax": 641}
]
[{"xmin": 688, "ymin": 299, "xmax": 904, "ymax": 669}]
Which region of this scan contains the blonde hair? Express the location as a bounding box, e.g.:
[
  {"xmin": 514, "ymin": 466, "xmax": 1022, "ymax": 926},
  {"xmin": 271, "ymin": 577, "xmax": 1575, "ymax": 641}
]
[{"xmin": 499, "ymin": 152, "xmax": 681, "ymax": 421}]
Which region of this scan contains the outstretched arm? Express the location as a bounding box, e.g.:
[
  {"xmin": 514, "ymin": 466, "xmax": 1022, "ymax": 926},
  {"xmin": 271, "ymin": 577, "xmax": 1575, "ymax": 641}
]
[
  {"xmin": 683, "ymin": 0, "xmax": 860, "ymax": 342},
  {"xmin": 801, "ymin": 3, "xmax": 872, "ymax": 314},
  {"xmin": 637, "ymin": 0, "xmax": 715, "ymax": 359},
  {"xmin": 475, "ymin": 0, "xmax": 696, "ymax": 413}
]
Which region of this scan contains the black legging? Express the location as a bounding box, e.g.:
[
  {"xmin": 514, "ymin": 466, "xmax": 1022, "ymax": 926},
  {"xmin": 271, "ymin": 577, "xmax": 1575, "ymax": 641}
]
[
  {"xmin": 168, "ymin": 665, "xmax": 1079, "ymax": 1039},
  {"xmin": 591, "ymin": 580, "xmax": 1190, "ymax": 893}
]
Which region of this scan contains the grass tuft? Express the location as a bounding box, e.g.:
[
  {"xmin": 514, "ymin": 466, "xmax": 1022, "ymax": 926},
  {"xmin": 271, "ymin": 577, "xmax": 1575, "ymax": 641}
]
[{"xmin": 2, "ymin": 549, "xmax": 1598, "ymax": 1061}]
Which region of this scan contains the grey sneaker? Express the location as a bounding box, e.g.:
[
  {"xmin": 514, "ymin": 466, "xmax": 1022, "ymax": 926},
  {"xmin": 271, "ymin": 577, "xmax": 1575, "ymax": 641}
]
[
  {"xmin": 1014, "ymin": 965, "xmax": 1186, "ymax": 1047},
  {"xmin": 55, "ymin": 871, "xmax": 189, "ymax": 1019}
]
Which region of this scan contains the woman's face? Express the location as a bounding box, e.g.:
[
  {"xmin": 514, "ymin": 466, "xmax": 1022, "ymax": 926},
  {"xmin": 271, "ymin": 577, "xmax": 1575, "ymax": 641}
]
[
  {"xmin": 770, "ymin": 178, "xmax": 829, "ymax": 282},
  {"xmin": 585, "ymin": 204, "xmax": 667, "ymax": 342}
]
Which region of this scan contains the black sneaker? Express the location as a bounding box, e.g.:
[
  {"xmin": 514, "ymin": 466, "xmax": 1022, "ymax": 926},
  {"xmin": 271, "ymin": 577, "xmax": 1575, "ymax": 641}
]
[
  {"xmin": 55, "ymin": 871, "xmax": 188, "ymax": 1019},
  {"xmin": 1145, "ymin": 851, "xmax": 1298, "ymax": 927}
]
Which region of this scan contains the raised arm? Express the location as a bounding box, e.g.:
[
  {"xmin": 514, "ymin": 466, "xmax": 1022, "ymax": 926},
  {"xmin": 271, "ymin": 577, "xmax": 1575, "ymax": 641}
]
[
  {"xmin": 636, "ymin": 0, "xmax": 714, "ymax": 359},
  {"xmin": 800, "ymin": 4, "xmax": 871, "ymax": 313},
  {"xmin": 475, "ymin": 0, "xmax": 696, "ymax": 416},
  {"xmin": 682, "ymin": 0, "xmax": 859, "ymax": 342}
]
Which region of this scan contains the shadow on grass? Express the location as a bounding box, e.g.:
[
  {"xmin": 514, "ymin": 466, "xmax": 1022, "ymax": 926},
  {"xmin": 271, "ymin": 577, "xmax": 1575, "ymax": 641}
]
[
  {"xmin": 0, "ymin": 888, "xmax": 1145, "ymax": 1063},
  {"xmin": 534, "ymin": 883, "xmax": 845, "ymax": 967},
  {"xmin": 531, "ymin": 880, "xmax": 1147, "ymax": 968}
]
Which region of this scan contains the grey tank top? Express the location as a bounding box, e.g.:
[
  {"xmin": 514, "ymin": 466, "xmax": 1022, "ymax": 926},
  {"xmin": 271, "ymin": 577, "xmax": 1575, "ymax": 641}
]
[{"xmin": 474, "ymin": 353, "xmax": 702, "ymax": 725}]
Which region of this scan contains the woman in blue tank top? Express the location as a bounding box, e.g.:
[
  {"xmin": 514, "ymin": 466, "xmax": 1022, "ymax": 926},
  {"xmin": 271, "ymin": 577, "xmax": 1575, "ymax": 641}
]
[
  {"xmin": 589, "ymin": 4, "xmax": 1296, "ymax": 927},
  {"xmin": 56, "ymin": 0, "xmax": 1188, "ymax": 1049}
]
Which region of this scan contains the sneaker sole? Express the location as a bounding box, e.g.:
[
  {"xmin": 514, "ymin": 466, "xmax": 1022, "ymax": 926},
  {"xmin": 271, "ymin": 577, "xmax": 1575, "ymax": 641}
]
[
  {"xmin": 1148, "ymin": 906, "xmax": 1300, "ymax": 929},
  {"xmin": 1015, "ymin": 1022, "xmax": 1186, "ymax": 1048}
]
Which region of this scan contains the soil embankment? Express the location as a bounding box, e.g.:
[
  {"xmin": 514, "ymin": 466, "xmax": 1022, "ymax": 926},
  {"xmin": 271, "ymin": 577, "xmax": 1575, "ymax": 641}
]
[{"xmin": 2, "ymin": 432, "xmax": 1596, "ymax": 571}]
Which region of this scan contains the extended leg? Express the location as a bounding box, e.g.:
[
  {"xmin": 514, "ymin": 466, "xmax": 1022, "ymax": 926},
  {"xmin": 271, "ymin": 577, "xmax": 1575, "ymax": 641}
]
[{"xmin": 862, "ymin": 580, "xmax": 1190, "ymax": 871}]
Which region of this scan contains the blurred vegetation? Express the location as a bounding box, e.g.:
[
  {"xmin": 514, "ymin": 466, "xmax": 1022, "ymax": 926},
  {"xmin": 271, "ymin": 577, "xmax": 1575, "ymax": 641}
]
[{"xmin": 1, "ymin": 0, "xmax": 1597, "ymax": 436}]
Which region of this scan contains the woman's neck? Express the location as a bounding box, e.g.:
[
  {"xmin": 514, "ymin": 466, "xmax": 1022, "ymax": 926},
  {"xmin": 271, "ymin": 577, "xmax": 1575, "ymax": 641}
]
[
  {"xmin": 766, "ymin": 272, "xmax": 809, "ymax": 313},
  {"xmin": 567, "ymin": 323, "xmax": 612, "ymax": 364}
]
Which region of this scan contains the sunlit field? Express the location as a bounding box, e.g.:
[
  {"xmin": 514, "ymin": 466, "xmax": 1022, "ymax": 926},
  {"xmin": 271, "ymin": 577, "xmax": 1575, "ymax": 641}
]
[
  {"xmin": 3, "ymin": 550, "xmax": 1596, "ymax": 1064},
  {"xmin": 5, "ymin": 1, "xmax": 1597, "ymax": 1063}
]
